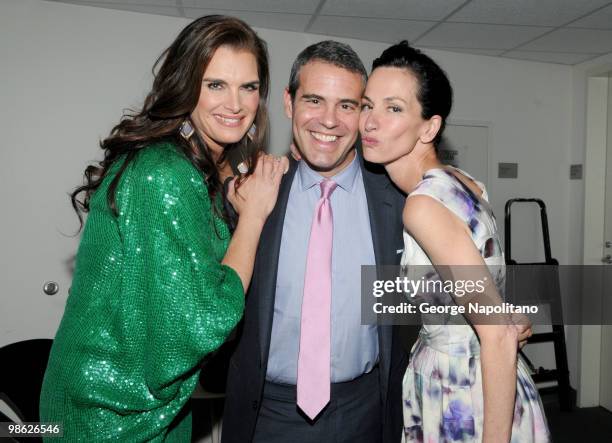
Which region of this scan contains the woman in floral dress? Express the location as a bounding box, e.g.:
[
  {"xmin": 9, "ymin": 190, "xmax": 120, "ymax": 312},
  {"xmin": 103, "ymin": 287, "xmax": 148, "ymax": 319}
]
[{"xmin": 359, "ymin": 41, "xmax": 550, "ymax": 442}]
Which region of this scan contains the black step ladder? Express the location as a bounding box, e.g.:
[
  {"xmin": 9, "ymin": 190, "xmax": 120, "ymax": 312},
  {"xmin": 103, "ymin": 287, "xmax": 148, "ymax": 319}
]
[{"xmin": 504, "ymin": 198, "xmax": 572, "ymax": 411}]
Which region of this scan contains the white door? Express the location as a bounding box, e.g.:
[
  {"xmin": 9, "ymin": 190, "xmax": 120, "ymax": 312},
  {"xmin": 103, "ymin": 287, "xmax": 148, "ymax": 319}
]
[
  {"xmin": 0, "ymin": 1, "xmax": 169, "ymax": 349},
  {"xmin": 0, "ymin": 64, "xmax": 88, "ymax": 349},
  {"xmin": 600, "ymin": 72, "xmax": 612, "ymax": 413}
]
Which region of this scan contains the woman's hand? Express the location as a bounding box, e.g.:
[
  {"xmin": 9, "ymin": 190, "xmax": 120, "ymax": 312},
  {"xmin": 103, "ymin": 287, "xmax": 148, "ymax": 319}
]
[
  {"xmin": 289, "ymin": 142, "xmax": 301, "ymax": 160},
  {"xmin": 512, "ymin": 312, "xmax": 533, "ymax": 349},
  {"xmin": 222, "ymin": 154, "xmax": 289, "ymax": 292},
  {"xmin": 227, "ymin": 154, "xmax": 289, "ymax": 223}
]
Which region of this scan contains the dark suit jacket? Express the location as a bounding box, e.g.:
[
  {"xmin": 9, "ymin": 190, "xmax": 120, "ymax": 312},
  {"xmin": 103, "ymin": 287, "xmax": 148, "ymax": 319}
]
[{"xmin": 222, "ymin": 153, "xmax": 408, "ymax": 443}]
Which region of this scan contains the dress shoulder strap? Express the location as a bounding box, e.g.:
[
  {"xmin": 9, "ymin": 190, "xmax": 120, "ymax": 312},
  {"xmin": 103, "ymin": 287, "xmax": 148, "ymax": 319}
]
[{"xmin": 408, "ymin": 169, "xmax": 483, "ymax": 228}]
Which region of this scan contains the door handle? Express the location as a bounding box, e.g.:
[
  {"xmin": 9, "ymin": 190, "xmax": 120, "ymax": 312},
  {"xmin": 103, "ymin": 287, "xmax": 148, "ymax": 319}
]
[{"xmin": 43, "ymin": 281, "xmax": 59, "ymax": 295}]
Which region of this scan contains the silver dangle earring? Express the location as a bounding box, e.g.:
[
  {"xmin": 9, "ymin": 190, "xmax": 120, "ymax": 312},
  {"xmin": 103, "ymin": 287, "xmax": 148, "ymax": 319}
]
[
  {"xmin": 179, "ymin": 119, "xmax": 194, "ymax": 140},
  {"xmin": 247, "ymin": 123, "xmax": 256, "ymax": 140},
  {"xmin": 237, "ymin": 161, "xmax": 249, "ymax": 174},
  {"xmin": 237, "ymin": 124, "xmax": 256, "ymax": 174}
]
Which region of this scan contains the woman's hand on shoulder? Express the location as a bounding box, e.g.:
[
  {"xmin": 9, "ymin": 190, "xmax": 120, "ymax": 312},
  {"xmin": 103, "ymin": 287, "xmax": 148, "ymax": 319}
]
[{"xmin": 227, "ymin": 154, "xmax": 289, "ymax": 223}]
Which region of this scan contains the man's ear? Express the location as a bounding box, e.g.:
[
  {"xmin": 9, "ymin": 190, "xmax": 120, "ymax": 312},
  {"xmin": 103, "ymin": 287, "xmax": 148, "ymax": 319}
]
[
  {"xmin": 283, "ymin": 88, "xmax": 293, "ymax": 119},
  {"xmin": 420, "ymin": 115, "xmax": 442, "ymax": 145}
]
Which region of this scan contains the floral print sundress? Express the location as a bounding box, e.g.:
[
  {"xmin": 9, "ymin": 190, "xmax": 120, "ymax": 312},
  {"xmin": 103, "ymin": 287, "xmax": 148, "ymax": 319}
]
[{"xmin": 400, "ymin": 166, "xmax": 550, "ymax": 443}]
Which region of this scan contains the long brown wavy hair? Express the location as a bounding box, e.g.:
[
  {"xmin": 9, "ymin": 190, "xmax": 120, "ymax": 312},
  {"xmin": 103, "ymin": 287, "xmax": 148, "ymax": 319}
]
[{"xmin": 71, "ymin": 15, "xmax": 269, "ymax": 230}]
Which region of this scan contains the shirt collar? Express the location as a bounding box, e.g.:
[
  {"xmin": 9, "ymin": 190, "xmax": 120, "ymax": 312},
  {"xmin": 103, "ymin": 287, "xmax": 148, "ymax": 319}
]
[{"xmin": 298, "ymin": 152, "xmax": 359, "ymax": 193}]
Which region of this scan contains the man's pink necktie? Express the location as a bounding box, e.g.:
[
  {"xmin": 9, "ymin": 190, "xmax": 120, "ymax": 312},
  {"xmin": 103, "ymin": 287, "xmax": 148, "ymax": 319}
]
[{"xmin": 297, "ymin": 179, "xmax": 337, "ymax": 420}]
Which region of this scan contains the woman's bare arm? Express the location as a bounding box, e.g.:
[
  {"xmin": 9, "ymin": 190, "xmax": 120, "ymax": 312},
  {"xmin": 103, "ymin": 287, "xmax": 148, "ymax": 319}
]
[{"xmin": 404, "ymin": 195, "xmax": 517, "ymax": 443}]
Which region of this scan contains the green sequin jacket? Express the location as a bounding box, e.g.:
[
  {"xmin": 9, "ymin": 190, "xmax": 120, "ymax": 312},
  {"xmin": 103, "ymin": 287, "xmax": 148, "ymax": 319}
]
[{"xmin": 40, "ymin": 142, "xmax": 245, "ymax": 441}]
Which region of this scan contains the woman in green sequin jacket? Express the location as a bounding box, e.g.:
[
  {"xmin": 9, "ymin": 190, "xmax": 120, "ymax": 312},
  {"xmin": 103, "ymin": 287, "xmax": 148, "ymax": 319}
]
[{"xmin": 40, "ymin": 15, "xmax": 287, "ymax": 442}]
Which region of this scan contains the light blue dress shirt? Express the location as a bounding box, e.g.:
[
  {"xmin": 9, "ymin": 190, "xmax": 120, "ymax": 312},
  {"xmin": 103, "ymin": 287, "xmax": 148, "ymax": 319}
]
[{"xmin": 266, "ymin": 154, "xmax": 379, "ymax": 384}]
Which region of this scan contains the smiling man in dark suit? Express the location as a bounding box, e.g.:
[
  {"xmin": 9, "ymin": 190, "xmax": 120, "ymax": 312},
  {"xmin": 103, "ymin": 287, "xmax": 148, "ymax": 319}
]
[{"xmin": 222, "ymin": 40, "xmax": 408, "ymax": 443}]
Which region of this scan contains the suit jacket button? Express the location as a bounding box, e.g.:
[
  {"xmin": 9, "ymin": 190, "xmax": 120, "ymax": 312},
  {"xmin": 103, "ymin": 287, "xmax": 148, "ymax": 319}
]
[{"xmin": 252, "ymin": 400, "xmax": 258, "ymax": 410}]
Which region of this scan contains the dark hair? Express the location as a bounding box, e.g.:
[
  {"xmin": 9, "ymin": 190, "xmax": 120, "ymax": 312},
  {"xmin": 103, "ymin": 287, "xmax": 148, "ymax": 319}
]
[
  {"xmin": 287, "ymin": 40, "xmax": 367, "ymax": 100},
  {"xmin": 71, "ymin": 15, "xmax": 269, "ymax": 229},
  {"xmin": 372, "ymin": 40, "xmax": 453, "ymax": 148}
]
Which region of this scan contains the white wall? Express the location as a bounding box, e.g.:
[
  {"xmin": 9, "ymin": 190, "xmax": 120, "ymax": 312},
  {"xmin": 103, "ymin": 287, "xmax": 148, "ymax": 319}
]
[{"xmin": 0, "ymin": 0, "xmax": 583, "ymax": 393}]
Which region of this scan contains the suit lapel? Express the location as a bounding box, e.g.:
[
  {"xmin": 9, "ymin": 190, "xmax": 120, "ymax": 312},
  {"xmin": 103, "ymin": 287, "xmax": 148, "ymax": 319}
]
[
  {"xmin": 361, "ymin": 159, "xmax": 396, "ymax": 267},
  {"xmin": 257, "ymin": 158, "xmax": 298, "ymax": 363},
  {"xmin": 360, "ymin": 153, "xmax": 400, "ymax": 406}
]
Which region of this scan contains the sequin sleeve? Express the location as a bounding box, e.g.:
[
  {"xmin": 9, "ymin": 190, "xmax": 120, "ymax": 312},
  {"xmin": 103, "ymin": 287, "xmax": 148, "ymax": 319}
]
[{"xmin": 116, "ymin": 145, "xmax": 245, "ymax": 397}]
